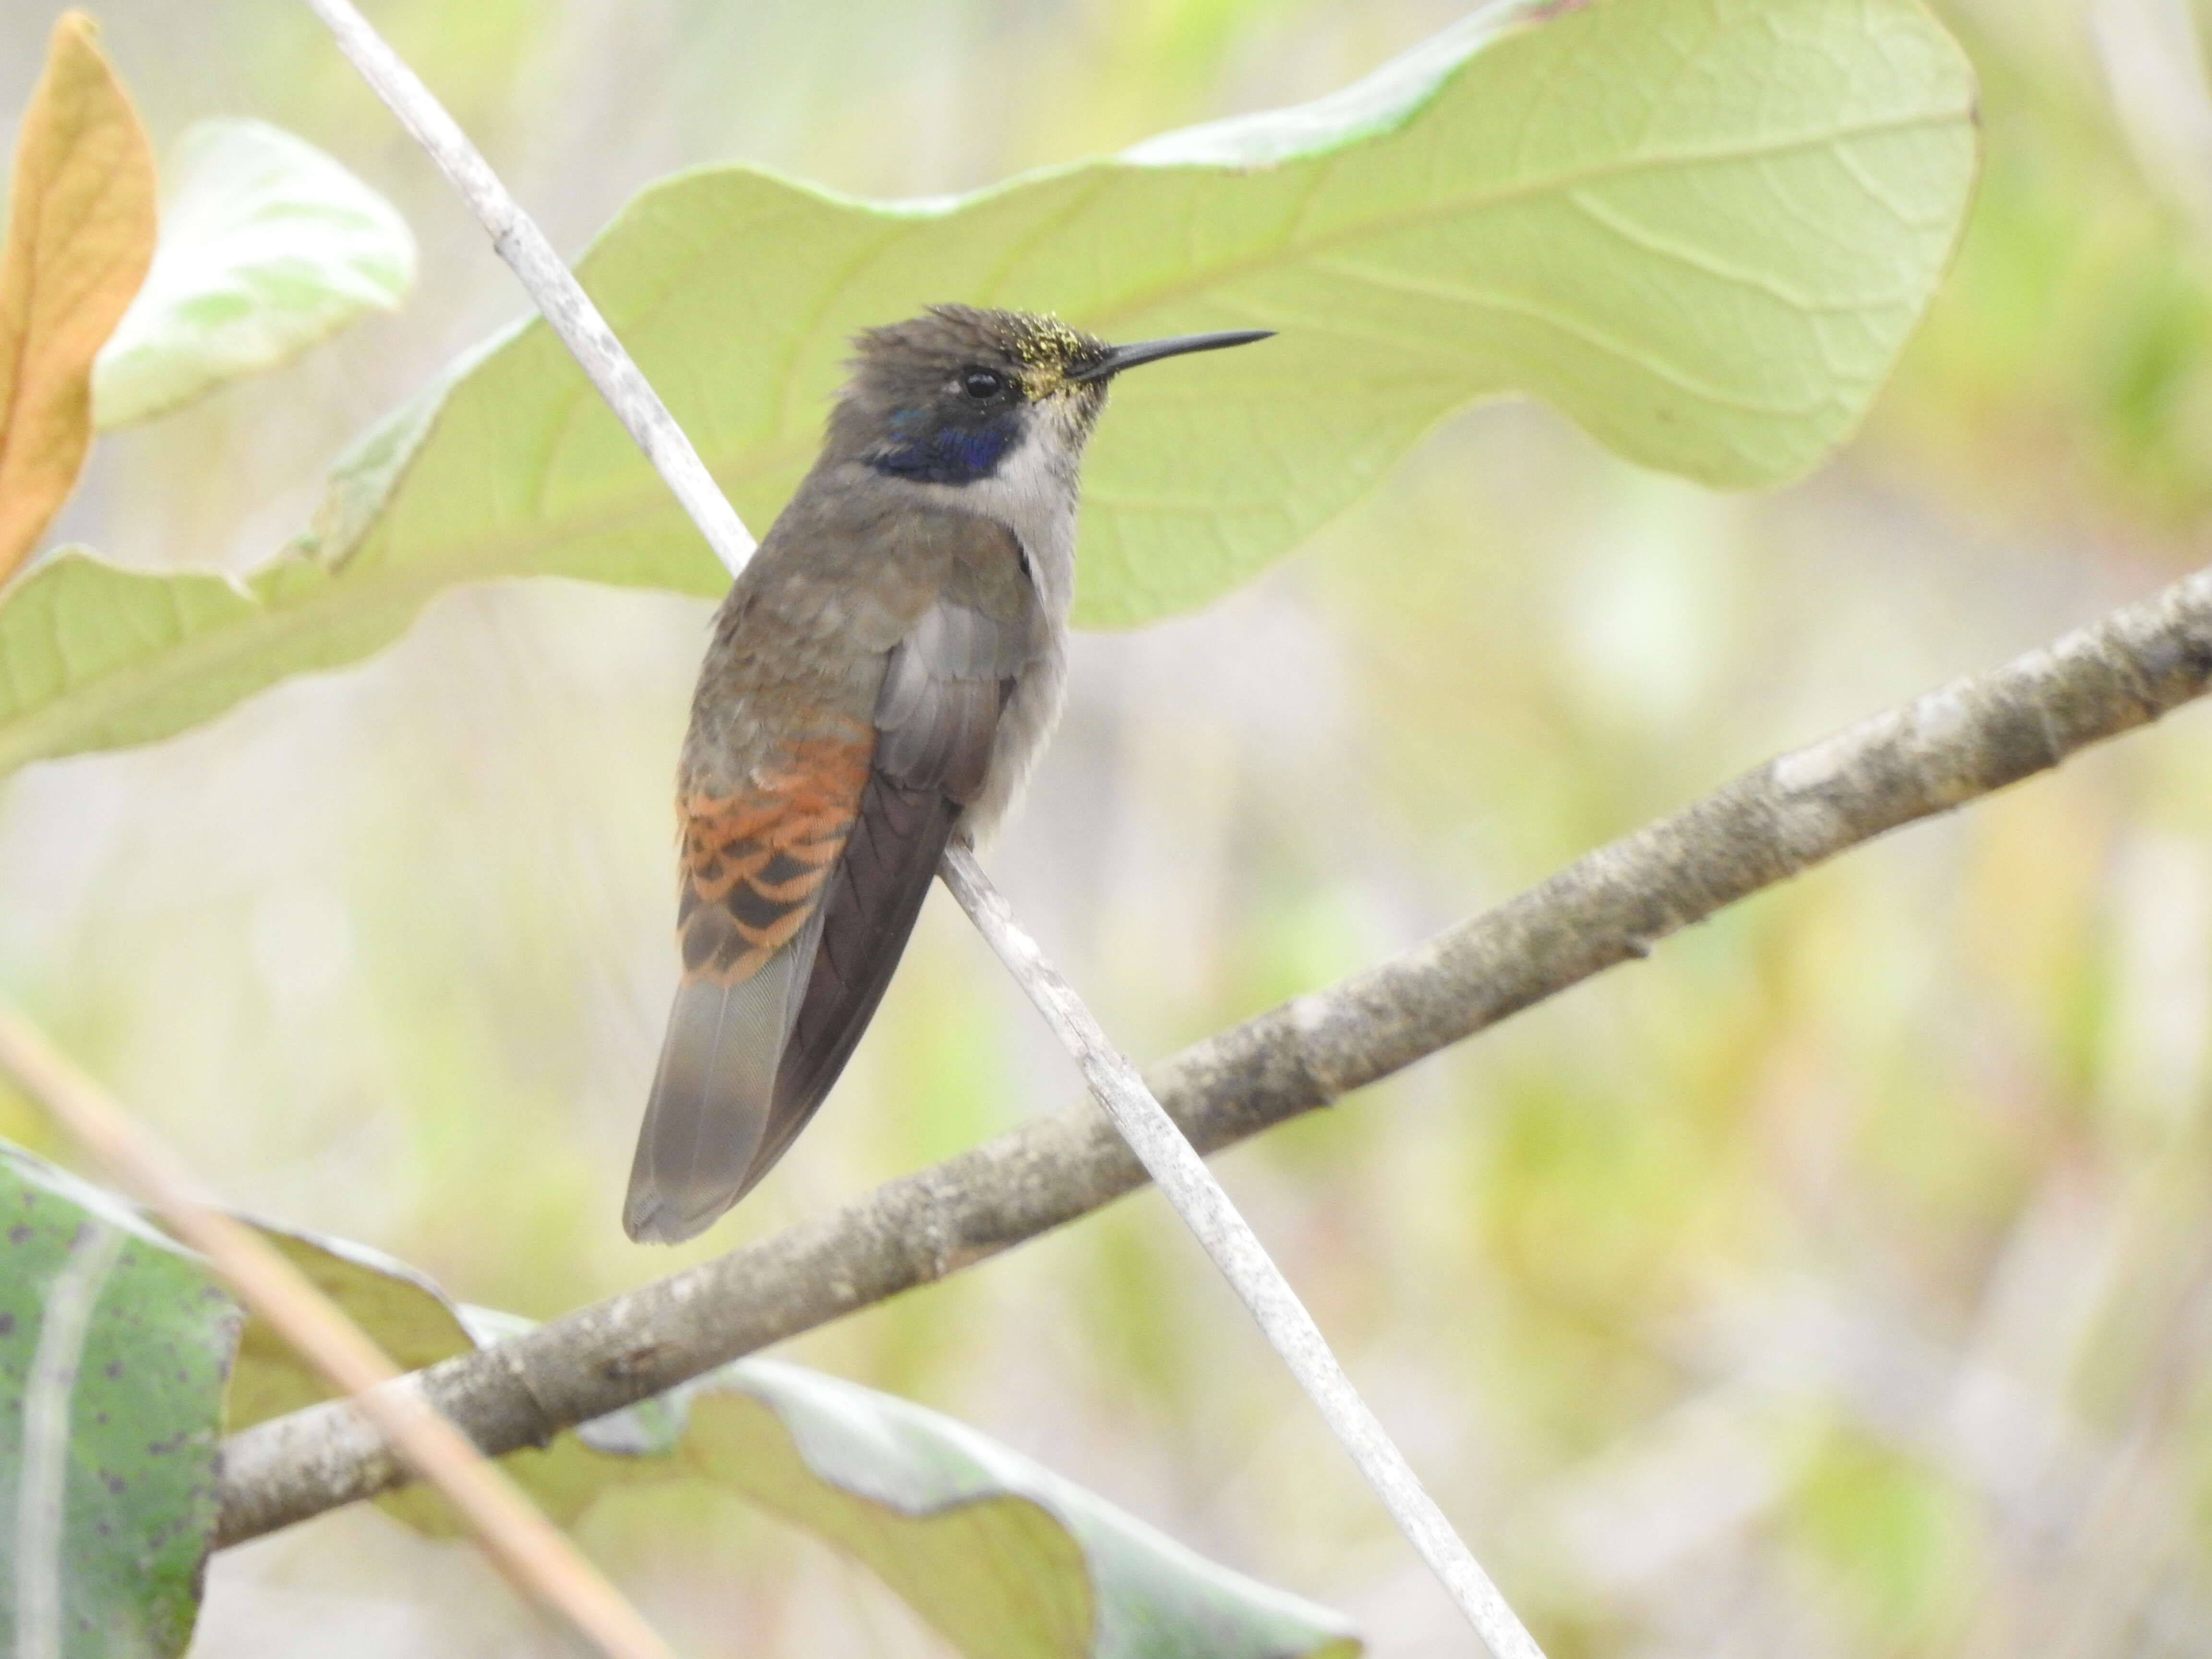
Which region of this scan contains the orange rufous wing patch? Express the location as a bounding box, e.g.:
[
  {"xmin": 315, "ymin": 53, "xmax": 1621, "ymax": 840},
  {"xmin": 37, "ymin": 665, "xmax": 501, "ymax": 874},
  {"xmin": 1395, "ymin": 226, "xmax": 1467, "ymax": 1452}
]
[{"xmin": 676, "ymin": 729, "xmax": 874, "ymax": 987}]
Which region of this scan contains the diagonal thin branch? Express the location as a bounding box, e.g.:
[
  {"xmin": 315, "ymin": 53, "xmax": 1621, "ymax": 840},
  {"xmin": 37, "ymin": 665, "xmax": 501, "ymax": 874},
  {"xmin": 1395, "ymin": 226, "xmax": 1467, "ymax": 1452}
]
[
  {"xmin": 214, "ymin": 563, "xmax": 2212, "ymax": 1546},
  {"xmin": 298, "ymin": 0, "xmax": 753, "ymax": 579},
  {"xmin": 0, "ymin": 1007, "xmax": 680, "ymax": 1659},
  {"xmin": 941, "ymin": 845, "xmax": 1543, "ymax": 1659}
]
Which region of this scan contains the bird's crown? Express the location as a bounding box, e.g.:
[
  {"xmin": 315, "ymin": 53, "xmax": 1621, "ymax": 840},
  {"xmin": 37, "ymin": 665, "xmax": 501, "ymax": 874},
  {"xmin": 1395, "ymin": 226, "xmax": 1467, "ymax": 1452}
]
[
  {"xmin": 833, "ymin": 307, "xmax": 1110, "ymax": 485},
  {"xmin": 830, "ymin": 305, "xmax": 1269, "ymax": 486},
  {"xmin": 847, "ymin": 305, "xmax": 1111, "ymax": 404}
]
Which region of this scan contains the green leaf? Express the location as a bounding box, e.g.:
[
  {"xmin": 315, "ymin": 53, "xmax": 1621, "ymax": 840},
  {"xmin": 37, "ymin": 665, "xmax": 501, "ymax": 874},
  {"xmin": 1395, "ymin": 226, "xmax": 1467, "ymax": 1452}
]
[
  {"xmin": 235, "ymin": 1222, "xmax": 1362, "ymax": 1659},
  {"xmin": 0, "ymin": 1147, "xmax": 1352, "ymax": 1658},
  {"xmin": 91, "ymin": 118, "xmax": 416, "ymax": 430},
  {"xmin": 221, "ymin": 1224, "xmax": 487, "ymax": 1437},
  {"xmin": 0, "ymin": 0, "xmax": 1976, "ymax": 777},
  {"xmin": 0, "ymin": 1145, "xmax": 241, "ymax": 1659},
  {"xmin": 612, "ymin": 1360, "xmax": 1361, "ymax": 1659}
]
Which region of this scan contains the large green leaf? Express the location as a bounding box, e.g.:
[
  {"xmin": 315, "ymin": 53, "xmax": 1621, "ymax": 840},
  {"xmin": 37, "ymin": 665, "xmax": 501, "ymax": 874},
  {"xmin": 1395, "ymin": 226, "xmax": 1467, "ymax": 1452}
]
[
  {"xmin": 230, "ymin": 1223, "xmax": 1360, "ymax": 1659},
  {"xmin": 91, "ymin": 118, "xmax": 416, "ymax": 430},
  {"xmin": 0, "ymin": 1147, "xmax": 241, "ymax": 1659},
  {"xmin": 0, "ymin": 1165, "xmax": 1353, "ymax": 1659},
  {"xmin": 0, "ymin": 1142, "xmax": 1352, "ymax": 1656},
  {"xmin": 605, "ymin": 1360, "xmax": 1361, "ymax": 1659},
  {"xmin": 0, "ymin": 0, "xmax": 1977, "ymax": 778}
]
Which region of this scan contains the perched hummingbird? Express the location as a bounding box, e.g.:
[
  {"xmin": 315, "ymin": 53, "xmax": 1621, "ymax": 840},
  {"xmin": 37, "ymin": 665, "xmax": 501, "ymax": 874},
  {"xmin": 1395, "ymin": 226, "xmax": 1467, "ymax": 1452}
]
[{"xmin": 624, "ymin": 305, "xmax": 1270, "ymax": 1243}]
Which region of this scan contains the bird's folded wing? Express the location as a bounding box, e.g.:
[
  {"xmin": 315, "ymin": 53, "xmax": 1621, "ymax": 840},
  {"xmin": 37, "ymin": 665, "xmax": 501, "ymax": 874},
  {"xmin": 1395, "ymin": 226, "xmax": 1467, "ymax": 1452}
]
[{"xmin": 761, "ymin": 595, "xmax": 1031, "ymax": 1174}]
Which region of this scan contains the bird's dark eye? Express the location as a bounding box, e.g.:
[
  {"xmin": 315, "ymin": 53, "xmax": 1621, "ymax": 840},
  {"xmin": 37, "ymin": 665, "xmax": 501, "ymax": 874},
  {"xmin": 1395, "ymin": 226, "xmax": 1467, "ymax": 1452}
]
[{"xmin": 961, "ymin": 368, "xmax": 1007, "ymax": 401}]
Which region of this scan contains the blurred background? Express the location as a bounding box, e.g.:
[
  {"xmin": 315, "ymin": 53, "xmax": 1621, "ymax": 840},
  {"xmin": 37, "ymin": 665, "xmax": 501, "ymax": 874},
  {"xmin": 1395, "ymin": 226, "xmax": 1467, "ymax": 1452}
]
[{"xmin": 4, "ymin": 0, "xmax": 2212, "ymax": 1653}]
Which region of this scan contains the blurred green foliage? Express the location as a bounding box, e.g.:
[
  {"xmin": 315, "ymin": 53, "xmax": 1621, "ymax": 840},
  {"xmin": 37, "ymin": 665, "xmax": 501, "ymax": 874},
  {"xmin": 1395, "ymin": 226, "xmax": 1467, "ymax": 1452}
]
[
  {"xmin": 5, "ymin": 0, "xmax": 2212, "ymax": 1654},
  {"xmin": 92, "ymin": 117, "xmax": 416, "ymax": 430},
  {"xmin": 1885, "ymin": 4, "xmax": 2212, "ymax": 547}
]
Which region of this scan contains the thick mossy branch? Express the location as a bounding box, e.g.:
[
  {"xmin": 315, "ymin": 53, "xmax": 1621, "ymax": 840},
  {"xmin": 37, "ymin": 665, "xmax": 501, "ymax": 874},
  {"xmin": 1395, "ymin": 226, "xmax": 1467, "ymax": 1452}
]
[{"xmin": 214, "ymin": 566, "xmax": 2212, "ymax": 1547}]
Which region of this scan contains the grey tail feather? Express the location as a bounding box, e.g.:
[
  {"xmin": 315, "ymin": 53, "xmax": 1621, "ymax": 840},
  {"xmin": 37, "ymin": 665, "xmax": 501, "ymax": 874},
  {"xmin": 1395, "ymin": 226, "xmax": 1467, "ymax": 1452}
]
[{"xmin": 623, "ymin": 907, "xmax": 825, "ymax": 1244}]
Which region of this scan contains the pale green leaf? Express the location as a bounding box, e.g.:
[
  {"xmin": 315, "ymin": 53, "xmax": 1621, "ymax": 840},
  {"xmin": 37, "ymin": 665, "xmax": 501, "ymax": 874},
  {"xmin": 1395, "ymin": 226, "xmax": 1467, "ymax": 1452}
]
[
  {"xmin": 91, "ymin": 118, "xmax": 416, "ymax": 430},
  {"xmin": 0, "ymin": 1145, "xmax": 241, "ymax": 1659},
  {"xmin": 0, "ymin": 0, "xmax": 1977, "ymax": 778},
  {"xmin": 615, "ymin": 1360, "xmax": 1362, "ymax": 1659},
  {"xmin": 234, "ymin": 1223, "xmax": 1362, "ymax": 1659},
  {"xmin": 0, "ymin": 1143, "xmax": 1354, "ymax": 1658}
]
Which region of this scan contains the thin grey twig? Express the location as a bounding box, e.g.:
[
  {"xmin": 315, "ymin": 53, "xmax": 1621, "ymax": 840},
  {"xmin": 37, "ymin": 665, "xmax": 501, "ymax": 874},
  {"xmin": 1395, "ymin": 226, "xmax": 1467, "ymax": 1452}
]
[
  {"xmin": 300, "ymin": 0, "xmax": 754, "ymax": 578},
  {"xmin": 940, "ymin": 845, "xmax": 1542, "ymax": 1658},
  {"xmin": 214, "ymin": 565, "xmax": 2212, "ymax": 1547}
]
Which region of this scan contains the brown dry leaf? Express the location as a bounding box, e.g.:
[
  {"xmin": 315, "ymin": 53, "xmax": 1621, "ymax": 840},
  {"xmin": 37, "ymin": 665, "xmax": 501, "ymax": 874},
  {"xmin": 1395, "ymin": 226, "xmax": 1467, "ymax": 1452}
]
[{"xmin": 0, "ymin": 12, "xmax": 155, "ymax": 584}]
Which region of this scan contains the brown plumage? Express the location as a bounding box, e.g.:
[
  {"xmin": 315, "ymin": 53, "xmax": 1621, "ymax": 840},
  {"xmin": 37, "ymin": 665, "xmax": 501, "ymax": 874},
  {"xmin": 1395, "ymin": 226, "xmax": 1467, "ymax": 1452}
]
[
  {"xmin": 676, "ymin": 731, "xmax": 870, "ymax": 984},
  {"xmin": 625, "ymin": 305, "xmax": 1270, "ymax": 1243}
]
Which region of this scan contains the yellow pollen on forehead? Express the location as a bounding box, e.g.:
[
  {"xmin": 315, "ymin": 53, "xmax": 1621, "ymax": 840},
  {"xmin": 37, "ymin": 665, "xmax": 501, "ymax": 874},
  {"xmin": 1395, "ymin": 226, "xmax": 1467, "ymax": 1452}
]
[{"xmin": 1009, "ymin": 315, "xmax": 1094, "ymax": 397}]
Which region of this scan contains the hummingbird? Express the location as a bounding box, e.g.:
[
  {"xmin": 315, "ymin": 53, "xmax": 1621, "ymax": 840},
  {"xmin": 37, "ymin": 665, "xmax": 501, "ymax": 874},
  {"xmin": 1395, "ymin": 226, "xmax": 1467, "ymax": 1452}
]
[{"xmin": 624, "ymin": 305, "xmax": 1271, "ymax": 1243}]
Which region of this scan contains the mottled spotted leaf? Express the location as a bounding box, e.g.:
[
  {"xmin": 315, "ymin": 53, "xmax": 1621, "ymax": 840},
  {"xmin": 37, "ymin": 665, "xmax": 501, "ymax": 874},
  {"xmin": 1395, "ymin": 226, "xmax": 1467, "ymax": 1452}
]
[{"xmin": 0, "ymin": 1145, "xmax": 240, "ymax": 1659}]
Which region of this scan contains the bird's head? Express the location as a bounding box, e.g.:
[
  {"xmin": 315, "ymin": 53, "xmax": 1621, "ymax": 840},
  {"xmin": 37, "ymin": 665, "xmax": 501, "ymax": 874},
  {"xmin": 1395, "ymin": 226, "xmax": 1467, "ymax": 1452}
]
[{"xmin": 833, "ymin": 305, "xmax": 1268, "ymax": 486}]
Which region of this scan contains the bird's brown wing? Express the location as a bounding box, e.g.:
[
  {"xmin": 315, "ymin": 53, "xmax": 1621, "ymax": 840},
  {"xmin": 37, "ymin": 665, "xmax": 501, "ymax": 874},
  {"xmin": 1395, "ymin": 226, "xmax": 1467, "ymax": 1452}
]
[
  {"xmin": 751, "ymin": 597, "xmax": 1028, "ymax": 1184},
  {"xmin": 624, "ymin": 724, "xmax": 873, "ymax": 1243}
]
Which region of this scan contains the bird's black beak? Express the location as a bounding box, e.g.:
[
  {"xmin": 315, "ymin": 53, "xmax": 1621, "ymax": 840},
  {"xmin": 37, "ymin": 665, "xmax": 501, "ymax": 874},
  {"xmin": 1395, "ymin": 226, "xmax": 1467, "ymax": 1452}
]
[{"xmin": 1069, "ymin": 328, "xmax": 1273, "ymax": 383}]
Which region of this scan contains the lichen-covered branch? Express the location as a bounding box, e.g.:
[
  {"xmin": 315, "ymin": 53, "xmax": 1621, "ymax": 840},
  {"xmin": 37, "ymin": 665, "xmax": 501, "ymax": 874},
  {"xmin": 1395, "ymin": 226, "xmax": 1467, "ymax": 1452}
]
[{"xmin": 213, "ymin": 565, "xmax": 2212, "ymax": 1548}]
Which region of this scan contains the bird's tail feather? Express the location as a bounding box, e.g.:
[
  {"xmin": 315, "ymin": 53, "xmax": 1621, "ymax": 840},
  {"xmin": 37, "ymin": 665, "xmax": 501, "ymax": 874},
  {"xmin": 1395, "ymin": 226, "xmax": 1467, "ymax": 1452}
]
[{"xmin": 623, "ymin": 907, "xmax": 824, "ymax": 1244}]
